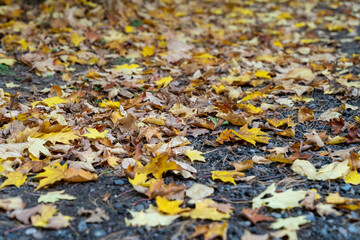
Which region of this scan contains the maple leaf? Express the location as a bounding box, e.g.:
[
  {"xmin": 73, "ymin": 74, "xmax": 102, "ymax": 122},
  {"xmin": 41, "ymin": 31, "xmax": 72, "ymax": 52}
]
[
  {"xmin": 129, "ymin": 173, "xmax": 151, "ymax": 187},
  {"xmin": 40, "ymin": 131, "xmax": 79, "ymax": 145},
  {"xmin": 38, "ymin": 190, "xmax": 76, "ymax": 203},
  {"xmin": 140, "ymin": 153, "xmax": 181, "ymax": 179},
  {"xmin": 0, "ymin": 170, "xmax": 27, "ymax": 189},
  {"xmin": 113, "ymin": 64, "xmax": 143, "ymax": 74},
  {"xmin": 212, "ymin": 170, "xmax": 245, "ymax": 185},
  {"xmin": 270, "ymin": 215, "xmax": 310, "ymax": 240},
  {"xmin": 184, "ymin": 149, "xmax": 206, "ymax": 162},
  {"xmin": 28, "ymin": 137, "xmax": 51, "ymax": 158},
  {"xmin": 82, "ymin": 128, "xmax": 109, "ymax": 139},
  {"xmin": 255, "ymin": 70, "xmax": 272, "ymax": 79},
  {"xmin": 34, "ymin": 162, "xmax": 68, "ymax": 191},
  {"xmin": 185, "ymin": 183, "xmax": 214, "ymax": 200},
  {"xmin": 291, "ymin": 159, "xmax": 350, "ymax": 181},
  {"xmin": 181, "ymin": 199, "xmax": 232, "ymax": 221},
  {"xmin": 125, "ymin": 205, "xmax": 179, "ymax": 227},
  {"xmin": 344, "ymin": 170, "xmax": 360, "ymax": 185},
  {"xmin": 252, "ymin": 183, "xmax": 307, "ymax": 209},
  {"xmin": 233, "ymin": 125, "xmax": 270, "ymax": 145},
  {"xmin": 145, "ymin": 180, "xmax": 186, "ymax": 199},
  {"xmin": 155, "ymin": 196, "xmax": 189, "ymax": 215},
  {"xmin": 30, "ymin": 204, "xmax": 72, "ymax": 229},
  {"xmin": 241, "ymin": 208, "xmax": 274, "ymax": 224},
  {"xmin": 155, "ymin": 76, "xmax": 173, "ymax": 88}
]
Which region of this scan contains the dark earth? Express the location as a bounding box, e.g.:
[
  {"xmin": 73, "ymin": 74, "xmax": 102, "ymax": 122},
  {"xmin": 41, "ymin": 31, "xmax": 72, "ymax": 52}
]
[{"xmin": 1, "ymin": 1, "xmax": 360, "ymax": 240}]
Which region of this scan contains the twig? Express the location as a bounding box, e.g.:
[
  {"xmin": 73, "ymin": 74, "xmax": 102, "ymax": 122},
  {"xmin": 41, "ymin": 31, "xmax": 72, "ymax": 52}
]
[
  {"xmin": 117, "ymin": 189, "xmax": 135, "ymax": 198},
  {"xmin": 199, "ymin": 174, "xmax": 211, "ymax": 180},
  {"xmin": 132, "ymin": 198, "xmax": 150, "ymax": 206},
  {"xmin": 4, "ymin": 225, "xmax": 31, "ymax": 235},
  {"xmin": 258, "ymin": 174, "xmax": 284, "ymax": 181}
]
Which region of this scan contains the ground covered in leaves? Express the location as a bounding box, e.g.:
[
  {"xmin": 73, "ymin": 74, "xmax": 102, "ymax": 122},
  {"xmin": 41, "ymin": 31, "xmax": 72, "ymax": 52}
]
[{"xmin": 0, "ymin": 0, "xmax": 360, "ymax": 239}]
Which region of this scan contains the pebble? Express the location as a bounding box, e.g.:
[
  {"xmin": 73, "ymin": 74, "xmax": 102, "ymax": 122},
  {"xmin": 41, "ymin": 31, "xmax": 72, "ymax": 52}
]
[
  {"xmin": 320, "ymin": 228, "xmax": 328, "ymax": 236},
  {"xmin": 338, "ymin": 227, "xmax": 348, "ymax": 237},
  {"xmin": 114, "ymin": 179, "xmax": 124, "ymax": 185},
  {"xmin": 341, "ymin": 184, "xmax": 352, "ymax": 191},
  {"xmin": 306, "ymin": 212, "xmax": 316, "ymax": 222},
  {"xmin": 77, "ymin": 220, "xmax": 87, "ymax": 233},
  {"xmin": 93, "ymin": 229, "xmax": 106, "ymax": 237},
  {"xmin": 134, "ymin": 203, "xmax": 145, "ymax": 211},
  {"xmin": 25, "ymin": 228, "xmax": 37, "ymax": 235},
  {"xmin": 348, "ymin": 224, "xmax": 359, "ymax": 234}
]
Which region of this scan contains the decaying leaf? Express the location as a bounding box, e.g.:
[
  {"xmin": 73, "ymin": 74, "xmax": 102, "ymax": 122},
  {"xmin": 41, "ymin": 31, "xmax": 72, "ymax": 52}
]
[
  {"xmin": 270, "ymin": 215, "xmax": 310, "ymax": 240},
  {"xmin": 190, "ymin": 221, "xmax": 227, "ymax": 240}
]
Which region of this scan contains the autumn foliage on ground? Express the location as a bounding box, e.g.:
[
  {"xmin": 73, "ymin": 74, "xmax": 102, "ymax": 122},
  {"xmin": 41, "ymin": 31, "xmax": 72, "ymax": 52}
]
[{"xmin": 0, "ymin": 0, "xmax": 360, "ymax": 239}]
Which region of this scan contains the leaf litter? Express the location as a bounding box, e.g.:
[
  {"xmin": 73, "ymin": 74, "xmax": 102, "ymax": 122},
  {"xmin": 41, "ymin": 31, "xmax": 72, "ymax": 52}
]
[{"xmin": 0, "ymin": 0, "xmax": 360, "ymax": 239}]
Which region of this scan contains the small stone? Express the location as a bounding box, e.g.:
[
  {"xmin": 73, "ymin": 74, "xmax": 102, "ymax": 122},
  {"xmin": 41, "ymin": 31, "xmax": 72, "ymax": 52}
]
[
  {"xmin": 77, "ymin": 220, "xmax": 87, "ymax": 233},
  {"xmin": 339, "ymin": 227, "xmax": 348, "ymax": 237},
  {"xmin": 348, "ymin": 224, "xmax": 359, "ymax": 234},
  {"xmin": 93, "ymin": 229, "xmax": 106, "ymax": 237},
  {"xmin": 320, "ymin": 228, "xmax": 328, "ymax": 236},
  {"xmin": 341, "ymin": 184, "xmax": 352, "ymax": 191},
  {"xmin": 114, "ymin": 179, "xmax": 124, "ymax": 185},
  {"xmin": 306, "ymin": 212, "xmax": 316, "ymax": 222},
  {"xmin": 25, "ymin": 228, "xmax": 37, "ymax": 235},
  {"xmin": 134, "ymin": 203, "xmax": 145, "ymax": 211}
]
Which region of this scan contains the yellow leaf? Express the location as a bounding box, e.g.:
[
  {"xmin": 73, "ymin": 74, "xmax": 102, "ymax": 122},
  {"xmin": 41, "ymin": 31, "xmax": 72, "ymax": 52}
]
[
  {"xmin": 125, "ymin": 205, "xmax": 179, "ymax": 227},
  {"xmin": 270, "ymin": 215, "xmax": 310, "ymax": 240},
  {"xmin": 70, "ymin": 32, "xmax": 86, "ymax": 47},
  {"xmin": 156, "ymin": 196, "xmax": 189, "ymax": 215},
  {"xmin": 31, "ymin": 204, "xmax": 57, "ymax": 227},
  {"xmin": 184, "ymin": 149, "xmax": 205, "ymax": 162},
  {"xmin": 38, "ymin": 190, "xmax": 76, "ymax": 203},
  {"xmin": 240, "ymin": 91, "xmax": 265, "ymax": 102},
  {"xmin": 82, "ymin": 128, "xmax": 109, "ymax": 139},
  {"xmin": 181, "ymin": 199, "xmax": 232, "ymax": 221},
  {"xmin": 0, "ymin": 58, "xmax": 16, "ymax": 66},
  {"xmin": 125, "ymin": 26, "xmax": 134, "ymax": 33},
  {"xmin": 40, "ymin": 131, "xmax": 79, "ymax": 145},
  {"xmin": 5, "ymin": 82, "xmax": 20, "ymax": 88},
  {"xmin": 139, "ymin": 153, "xmax": 181, "ymax": 179},
  {"xmin": 237, "ymin": 103, "xmax": 263, "ymax": 114},
  {"xmin": 34, "ymin": 162, "xmax": 68, "ymax": 191},
  {"xmin": 212, "ymin": 84, "xmax": 226, "ymax": 94},
  {"xmin": 344, "ymin": 170, "xmax": 360, "ymax": 185},
  {"xmin": 211, "ymin": 171, "xmax": 244, "ymax": 185},
  {"xmin": 129, "ymin": 173, "xmax": 150, "ymax": 187},
  {"xmin": 31, "ymin": 97, "xmax": 67, "ymax": 107},
  {"xmin": 113, "ymin": 64, "xmax": 143, "ymax": 74},
  {"xmin": 255, "ymin": 70, "xmax": 272, "ymax": 79},
  {"xmin": 233, "ymin": 125, "xmax": 270, "ymax": 145},
  {"xmin": 155, "ymin": 76, "xmax": 173, "ymax": 88},
  {"xmin": 18, "ymin": 38, "xmax": 29, "ymax": 50},
  {"xmin": 142, "ymin": 45, "xmax": 155, "ymax": 57},
  {"xmin": 99, "ymin": 100, "xmax": 121, "ymax": 108},
  {"xmin": 0, "ymin": 170, "xmax": 27, "ymax": 189}
]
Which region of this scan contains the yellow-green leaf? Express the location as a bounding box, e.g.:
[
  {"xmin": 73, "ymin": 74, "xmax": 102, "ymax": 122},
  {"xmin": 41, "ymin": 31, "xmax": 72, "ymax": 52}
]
[{"xmin": 0, "ymin": 170, "xmax": 27, "ymax": 189}]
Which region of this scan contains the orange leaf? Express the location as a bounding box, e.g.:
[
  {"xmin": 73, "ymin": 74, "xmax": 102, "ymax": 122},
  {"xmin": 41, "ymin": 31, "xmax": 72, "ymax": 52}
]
[{"xmin": 64, "ymin": 168, "xmax": 98, "ymax": 182}]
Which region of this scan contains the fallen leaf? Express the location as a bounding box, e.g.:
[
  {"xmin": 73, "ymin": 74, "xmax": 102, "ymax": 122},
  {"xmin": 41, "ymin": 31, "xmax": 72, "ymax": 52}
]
[
  {"xmin": 252, "ymin": 183, "xmax": 307, "ymax": 209},
  {"xmin": 181, "ymin": 199, "xmax": 232, "ymax": 221},
  {"xmin": 184, "ymin": 149, "xmax": 206, "ymax": 162},
  {"xmin": 186, "ymin": 183, "xmax": 214, "ymax": 200},
  {"xmin": 241, "ymin": 229, "xmax": 269, "ymax": 240},
  {"xmin": 190, "ymin": 221, "xmax": 227, "ymax": 240},
  {"xmin": 64, "ymin": 168, "xmax": 98, "ymax": 182},
  {"xmin": 78, "ymin": 207, "xmax": 109, "ymax": 223},
  {"xmin": 125, "ymin": 205, "xmax": 179, "ymax": 227},
  {"xmin": 212, "ymin": 170, "xmax": 245, "ymax": 185},
  {"xmin": 0, "ymin": 197, "xmax": 25, "ymax": 211},
  {"xmin": 82, "ymin": 128, "xmax": 109, "ymax": 139},
  {"xmin": 0, "ymin": 170, "xmax": 27, "ymax": 189},
  {"xmin": 38, "ymin": 190, "xmax": 76, "ymax": 203},
  {"xmin": 155, "ymin": 76, "xmax": 173, "ymax": 88},
  {"xmin": 34, "ymin": 162, "xmax": 68, "ymax": 191},
  {"xmin": 291, "ymin": 159, "xmax": 350, "ymax": 181},
  {"xmin": 156, "ymin": 196, "xmax": 189, "ymax": 215},
  {"xmin": 270, "ymin": 215, "xmax": 310, "ymax": 240},
  {"xmin": 241, "ymin": 208, "xmax": 274, "ymax": 224}
]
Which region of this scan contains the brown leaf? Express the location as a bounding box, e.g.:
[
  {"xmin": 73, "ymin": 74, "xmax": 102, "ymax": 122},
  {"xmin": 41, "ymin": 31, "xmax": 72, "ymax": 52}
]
[
  {"xmin": 241, "ymin": 208, "xmax": 274, "ymax": 224},
  {"xmin": 298, "ymin": 106, "xmax": 314, "ymax": 123}
]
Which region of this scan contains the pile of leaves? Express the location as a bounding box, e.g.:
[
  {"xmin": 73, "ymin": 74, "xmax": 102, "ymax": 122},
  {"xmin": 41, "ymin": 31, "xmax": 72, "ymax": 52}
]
[{"xmin": 0, "ymin": 0, "xmax": 360, "ymax": 239}]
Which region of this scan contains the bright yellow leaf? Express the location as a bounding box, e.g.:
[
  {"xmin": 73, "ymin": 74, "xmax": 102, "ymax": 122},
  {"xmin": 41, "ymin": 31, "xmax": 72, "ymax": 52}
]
[
  {"xmin": 113, "ymin": 64, "xmax": 143, "ymax": 74},
  {"xmin": 212, "ymin": 171, "xmax": 244, "ymax": 185},
  {"xmin": 125, "ymin": 26, "xmax": 134, "ymax": 33},
  {"xmin": 70, "ymin": 32, "xmax": 86, "ymax": 47},
  {"xmin": 31, "ymin": 97, "xmax": 67, "ymax": 107},
  {"xmin": 34, "ymin": 162, "xmax": 68, "ymax": 191},
  {"xmin": 82, "ymin": 128, "xmax": 109, "ymax": 139},
  {"xmin": 255, "ymin": 70, "xmax": 272, "ymax": 79},
  {"xmin": 232, "ymin": 125, "xmax": 271, "ymax": 145},
  {"xmin": 155, "ymin": 76, "xmax": 173, "ymax": 88},
  {"xmin": 345, "ymin": 171, "xmax": 360, "ymax": 185},
  {"xmin": 0, "ymin": 170, "xmax": 27, "ymax": 189},
  {"xmin": 99, "ymin": 100, "xmax": 120, "ymax": 108},
  {"xmin": 156, "ymin": 196, "xmax": 189, "ymax": 215},
  {"xmin": 40, "ymin": 131, "xmax": 79, "ymax": 145},
  {"xmin": 184, "ymin": 149, "xmax": 206, "ymax": 162},
  {"xmin": 129, "ymin": 173, "xmax": 150, "ymax": 187},
  {"xmin": 142, "ymin": 45, "xmax": 155, "ymax": 57}
]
